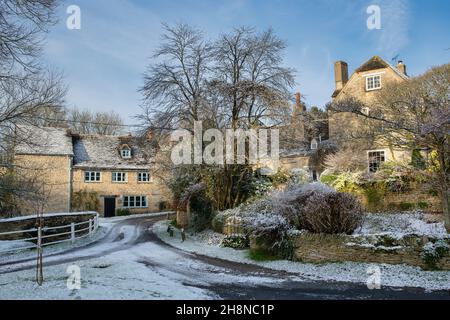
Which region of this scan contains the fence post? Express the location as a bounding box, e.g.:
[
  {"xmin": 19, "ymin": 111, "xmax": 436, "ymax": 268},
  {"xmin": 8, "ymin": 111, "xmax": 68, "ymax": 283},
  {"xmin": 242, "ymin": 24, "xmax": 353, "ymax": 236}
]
[
  {"xmin": 71, "ymin": 223, "xmax": 75, "ymax": 244},
  {"xmin": 89, "ymin": 219, "xmax": 93, "ymax": 236},
  {"xmin": 95, "ymin": 213, "xmax": 99, "ymax": 231}
]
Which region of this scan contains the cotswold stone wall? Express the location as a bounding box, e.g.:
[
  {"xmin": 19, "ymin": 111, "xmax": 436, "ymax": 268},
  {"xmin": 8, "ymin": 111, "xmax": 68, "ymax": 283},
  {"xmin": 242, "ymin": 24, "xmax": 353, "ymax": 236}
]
[
  {"xmin": 292, "ymin": 233, "xmax": 450, "ymax": 270},
  {"xmin": 0, "ymin": 212, "xmax": 96, "ymax": 241}
]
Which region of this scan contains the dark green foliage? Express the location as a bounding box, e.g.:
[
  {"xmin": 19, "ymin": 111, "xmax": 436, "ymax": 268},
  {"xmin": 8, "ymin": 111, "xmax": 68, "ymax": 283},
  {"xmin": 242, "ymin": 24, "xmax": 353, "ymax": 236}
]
[
  {"xmin": 116, "ymin": 208, "xmax": 131, "ymax": 216},
  {"xmin": 185, "ymin": 184, "xmax": 214, "ymax": 232},
  {"xmin": 417, "ymin": 201, "xmax": 429, "ymax": 210},
  {"xmin": 363, "ymin": 183, "xmax": 386, "ymax": 210},
  {"xmin": 249, "ymin": 248, "xmax": 279, "ymax": 261},
  {"xmin": 72, "ymin": 189, "xmax": 100, "ymax": 212},
  {"xmin": 211, "ymin": 213, "xmax": 226, "ymax": 233},
  {"xmin": 398, "ymin": 202, "xmax": 415, "ymax": 211},
  {"xmin": 221, "ymin": 235, "xmax": 249, "ymax": 250},
  {"xmin": 411, "ymin": 149, "xmax": 426, "ymax": 170}
]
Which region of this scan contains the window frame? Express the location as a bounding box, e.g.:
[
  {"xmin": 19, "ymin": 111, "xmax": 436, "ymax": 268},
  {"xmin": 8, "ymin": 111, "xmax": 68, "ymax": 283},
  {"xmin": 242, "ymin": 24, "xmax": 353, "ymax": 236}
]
[
  {"xmin": 121, "ymin": 148, "xmax": 131, "ymax": 159},
  {"xmin": 122, "ymin": 195, "xmax": 148, "ymax": 209},
  {"xmin": 137, "ymin": 171, "xmax": 151, "ymax": 183},
  {"xmin": 367, "ymin": 150, "xmax": 386, "ymax": 173},
  {"xmin": 112, "ymin": 172, "xmax": 128, "ymax": 183},
  {"xmin": 365, "ymin": 74, "xmax": 382, "ymax": 91},
  {"xmin": 84, "ymin": 171, "xmax": 101, "ymax": 183}
]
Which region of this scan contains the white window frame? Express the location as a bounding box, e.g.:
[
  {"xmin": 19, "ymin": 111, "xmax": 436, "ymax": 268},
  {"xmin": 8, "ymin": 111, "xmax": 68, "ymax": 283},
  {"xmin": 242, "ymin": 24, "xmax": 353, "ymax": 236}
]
[
  {"xmin": 112, "ymin": 172, "xmax": 128, "ymax": 183},
  {"xmin": 310, "ymin": 139, "xmax": 318, "ymax": 150},
  {"xmin": 123, "ymin": 195, "xmax": 148, "ymax": 208},
  {"xmin": 121, "ymin": 148, "xmax": 131, "ymax": 159},
  {"xmin": 367, "ymin": 150, "xmax": 386, "ymax": 173},
  {"xmin": 85, "ymin": 171, "xmax": 101, "ymax": 183},
  {"xmin": 137, "ymin": 171, "xmax": 151, "ymax": 183},
  {"xmin": 365, "ymin": 74, "xmax": 382, "ymax": 91}
]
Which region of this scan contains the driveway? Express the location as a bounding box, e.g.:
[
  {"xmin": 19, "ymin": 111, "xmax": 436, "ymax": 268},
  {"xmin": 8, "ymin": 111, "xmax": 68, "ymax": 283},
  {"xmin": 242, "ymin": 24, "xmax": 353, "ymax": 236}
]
[{"xmin": 0, "ymin": 215, "xmax": 449, "ymax": 300}]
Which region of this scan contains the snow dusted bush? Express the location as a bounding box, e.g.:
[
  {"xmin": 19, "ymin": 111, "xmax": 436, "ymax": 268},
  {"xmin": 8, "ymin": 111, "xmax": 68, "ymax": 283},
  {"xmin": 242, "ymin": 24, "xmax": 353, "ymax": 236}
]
[
  {"xmin": 421, "ymin": 240, "xmax": 450, "ymax": 270},
  {"xmin": 290, "ymin": 168, "xmax": 311, "ymax": 184},
  {"xmin": 271, "ymin": 182, "xmax": 334, "ymax": 227},
  {"xmin": 243, "ymin": 213, "xmax": 294, "ymax": 259},
  {"xmin": 300, "ymin": 192, "xmax": 363, "ymax": 234}
]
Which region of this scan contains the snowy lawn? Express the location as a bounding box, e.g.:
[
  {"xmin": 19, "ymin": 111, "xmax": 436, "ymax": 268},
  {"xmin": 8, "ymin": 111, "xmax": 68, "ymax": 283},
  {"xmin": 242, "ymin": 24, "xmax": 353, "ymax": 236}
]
[{"xmin": 154, "ymin": 220, "xmax": 450, "ymax": 291}]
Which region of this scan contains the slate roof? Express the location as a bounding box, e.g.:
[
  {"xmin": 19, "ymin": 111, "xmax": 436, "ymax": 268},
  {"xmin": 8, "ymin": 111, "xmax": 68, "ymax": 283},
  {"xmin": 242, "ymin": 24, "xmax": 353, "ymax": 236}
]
[
  {"xmin": 72, "ymin": 134, "xmax": 154, "ymax": 170},
  {"xmin": 14, "ymin": 126, "xmax": 74, "ymax": 156}
]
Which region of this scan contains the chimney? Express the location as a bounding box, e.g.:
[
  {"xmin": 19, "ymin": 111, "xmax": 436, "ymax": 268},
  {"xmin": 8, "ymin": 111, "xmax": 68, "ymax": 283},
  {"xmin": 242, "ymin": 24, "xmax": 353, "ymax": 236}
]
[
  {"xmin": 396, "ymin": 60, "xmax": 407, "ymax": 76},
  {"xmin": 294, "ymin": 92, "xmax": 305, "ymax": 113},
  {"xmin": 334, "ymin": 61, "xmax": 349, "ymax": 91}
]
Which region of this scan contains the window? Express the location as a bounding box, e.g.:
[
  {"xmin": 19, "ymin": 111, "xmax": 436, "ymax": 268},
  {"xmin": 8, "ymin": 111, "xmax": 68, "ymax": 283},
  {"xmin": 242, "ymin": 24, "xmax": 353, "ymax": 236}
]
[
  {"xmin": 137, "ymin": 172, "xmax": 151, "ymax": 183},
  {"xmin": 85, "ymin": 171, "xmax": 101, "ymax": 182},
  {"xmin": 366, "ymin": 75, "xmax": 381, "ymax": 91},
  {"xmin": 123, "ymin": 196, "xmax": 148, "ymax": 208},
  {"xmin": 368, "ymin": 151, "xmax": 386, "ymax": 173},
  {"xmin": 121, "ymin": 148, "xmax": 131, "ymax": 159},
  {"xmin": 112, "ymin": 172, "xmax": 127, "ymax": 183},
  {"xmin": 310, "ymin": 139, "xmax": 318, "ymax": 150}
]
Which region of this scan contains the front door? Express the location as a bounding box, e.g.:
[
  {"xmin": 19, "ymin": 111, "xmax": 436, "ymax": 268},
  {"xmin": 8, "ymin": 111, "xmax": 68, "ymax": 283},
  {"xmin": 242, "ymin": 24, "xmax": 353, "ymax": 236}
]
[{"xmin": 104, "ymin": 197, "xmax": 116, "ymax": 217}]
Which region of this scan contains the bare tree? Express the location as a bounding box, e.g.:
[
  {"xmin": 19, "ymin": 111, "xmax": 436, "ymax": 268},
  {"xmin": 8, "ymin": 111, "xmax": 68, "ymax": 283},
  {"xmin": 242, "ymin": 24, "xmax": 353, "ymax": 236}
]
[
  {"xmin": 67, "ymin": 108, "xmax": 124, "ymax": 135},
  {"xmin": 331, "ymin": 63, "xmax": 450, "ymax": 231},
  {"xmin": 0, "ymin": 0, "xmax": 58, "ymax": 77},
  {"xmin": 139, "ymin": 23, "xmax": 296, "ymax": 210},
  {"xmin": 139, "ymin": 23, "xmax": 213, "ymax": 134}
]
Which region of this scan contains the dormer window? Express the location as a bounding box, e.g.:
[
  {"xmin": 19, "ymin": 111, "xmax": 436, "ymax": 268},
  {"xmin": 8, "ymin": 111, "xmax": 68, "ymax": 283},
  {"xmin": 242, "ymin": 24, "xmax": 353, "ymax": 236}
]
[
  {"xmin": 120, "ymin": 146, "xmax": 131, "ymax": 159},
  {"xmin": 366, "ymin": 75, "xmax": 381, "ymax": 91},
  {"xmin": 311, "ymin": 139, "xmax": 318, "ymax": 150}
]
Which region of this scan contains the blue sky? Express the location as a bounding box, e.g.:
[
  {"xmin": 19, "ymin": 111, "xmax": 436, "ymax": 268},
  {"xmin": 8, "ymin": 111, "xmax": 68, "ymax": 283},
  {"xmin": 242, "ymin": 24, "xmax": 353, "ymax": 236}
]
[{"xmin": 43, "ymin": 0, "xmax": 450, "ymax": 124}]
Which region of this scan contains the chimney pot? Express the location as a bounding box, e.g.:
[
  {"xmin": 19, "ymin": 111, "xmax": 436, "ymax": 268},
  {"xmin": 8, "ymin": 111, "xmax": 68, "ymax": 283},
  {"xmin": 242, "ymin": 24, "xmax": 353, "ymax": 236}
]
[{"xmin": 396, "ymin": 60, "xmax": 407, "ymax": 76}]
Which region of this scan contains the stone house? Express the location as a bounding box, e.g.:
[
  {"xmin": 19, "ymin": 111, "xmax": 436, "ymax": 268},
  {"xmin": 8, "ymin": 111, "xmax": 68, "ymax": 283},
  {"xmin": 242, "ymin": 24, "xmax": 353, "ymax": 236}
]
[
  {"xmin": 14, "ymin": 126, "xmax": 170, "ymax": 217},
  {"xmin": 329, "ymin": 56, "xmax": 412, "ymax": 172}
]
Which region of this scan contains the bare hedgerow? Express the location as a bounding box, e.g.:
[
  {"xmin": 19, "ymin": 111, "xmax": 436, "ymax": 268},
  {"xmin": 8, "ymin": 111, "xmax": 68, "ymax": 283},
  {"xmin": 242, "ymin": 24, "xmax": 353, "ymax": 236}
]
[{"xmin": 300, "ymin": 192, "xmax": 363, "ymax": 234}]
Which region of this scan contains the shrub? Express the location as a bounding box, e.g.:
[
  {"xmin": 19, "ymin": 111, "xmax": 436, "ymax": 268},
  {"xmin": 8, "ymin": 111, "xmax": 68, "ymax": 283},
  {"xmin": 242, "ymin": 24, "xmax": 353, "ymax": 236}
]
[
  {"xmin": 221, "ymin": 235, "xmax": 249, "ymax": 249},
  {"xmin": 71, "ymin": 189, "xmax": 100, "ymax": 212},
  {"xmin": 421, "ymin": 240, "xmax": 450, "ymax": 270},
  {"xmin": 271, "ymin": 183, "xmax": 334, "ymax": 227},
  {"xmin": 398, "ymin": 202, "xmax": 415, "ymax": 211},
  {"xmin": 181, "ymin": 183, "xmax": 215, "ymax": 232},
  {"xmin": 417, "ymin": 201, "xmax": 429, "ymax": 210},
  {"xmin": 116, "ymin": 208, "xmax": 131, "ymax": 216},
  {"xmin": 299, "ymin": 192, "xmax": 363, "ymax": 234},
  {"xmin": 244, "ymin": 212, "xmax": 293, "ymax": 258}
]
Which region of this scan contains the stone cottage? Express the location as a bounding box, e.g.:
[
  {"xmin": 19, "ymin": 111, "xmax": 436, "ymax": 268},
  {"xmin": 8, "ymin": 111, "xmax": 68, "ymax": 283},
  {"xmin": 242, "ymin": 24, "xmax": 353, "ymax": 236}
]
[
  {"xmin": 329, "ymin": 56, "xmax": 412, "ymax": 172},
  {"xmin": 14, "ymin": 126, "xmax": 170, "ymax": 217}
]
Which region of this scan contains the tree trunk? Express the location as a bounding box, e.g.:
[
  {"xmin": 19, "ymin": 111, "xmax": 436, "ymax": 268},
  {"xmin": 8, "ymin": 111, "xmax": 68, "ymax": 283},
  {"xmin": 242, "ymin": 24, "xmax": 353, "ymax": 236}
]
[{"xmin": 436, "ymin": 146, "xmax": 450, "ymax": 232}]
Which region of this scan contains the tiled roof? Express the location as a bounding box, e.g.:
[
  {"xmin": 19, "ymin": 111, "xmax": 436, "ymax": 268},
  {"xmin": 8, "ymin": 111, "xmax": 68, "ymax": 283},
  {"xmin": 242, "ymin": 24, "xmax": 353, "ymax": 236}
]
[
  {"xmin": 14, "ymin": 126, "xmax": 74, "ymax": 156},
  {"xmin": 72, "ymin": 134, "xmax": 154, "ymax": 170}
]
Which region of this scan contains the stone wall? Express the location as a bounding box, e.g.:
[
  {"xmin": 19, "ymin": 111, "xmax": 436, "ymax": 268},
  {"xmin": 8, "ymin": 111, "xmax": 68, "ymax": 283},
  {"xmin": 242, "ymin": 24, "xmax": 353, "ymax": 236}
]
[
  {"xmin": 292, "ymin": 232, "xmax": 450, "ymax": 270},
  {"xmin": 13, "ymin": 154, "xmax": 72, "ymax": 214}
]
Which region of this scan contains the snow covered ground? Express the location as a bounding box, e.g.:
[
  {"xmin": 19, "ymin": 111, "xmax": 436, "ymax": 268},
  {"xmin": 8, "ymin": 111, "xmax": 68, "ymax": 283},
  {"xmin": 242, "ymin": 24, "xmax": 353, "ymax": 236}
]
[
  {"xmin": 154, "ymin": 220, "xmax": 450, "ymax": 291},
  {"xmin": 354, "ymin": 212, "xmax": 448, "ymax": 239}
]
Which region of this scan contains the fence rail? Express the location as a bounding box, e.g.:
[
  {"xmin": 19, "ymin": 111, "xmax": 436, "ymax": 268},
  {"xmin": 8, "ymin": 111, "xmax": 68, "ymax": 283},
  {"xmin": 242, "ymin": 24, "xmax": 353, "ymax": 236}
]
[{"xmin": 0, "ymin": 214, "xmax": 99, "ymax": 255}]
